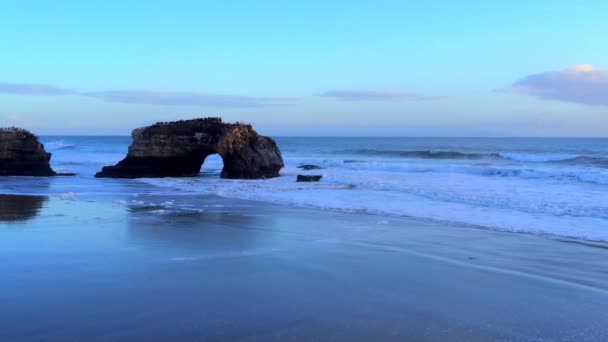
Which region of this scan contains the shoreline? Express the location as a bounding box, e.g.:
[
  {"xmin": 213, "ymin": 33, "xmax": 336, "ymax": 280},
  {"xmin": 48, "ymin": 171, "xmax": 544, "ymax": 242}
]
[
  {"xmin": 2, "ymin": 192, "xmax": 607, "ymax": 290},
  {"xmin": 2, "ymin": 187, "xmax": 608, "ymax": 244},
  {"xmin": 1, "ymin": 193, "xmax": 607, "ymax": 340},
  {"xmin": 3, "ymin": 134, "xmax": 608, "ymax": 242},
  {"xmin": 236, "ymin": 194, "xmax": 608, "ymax": 244}
]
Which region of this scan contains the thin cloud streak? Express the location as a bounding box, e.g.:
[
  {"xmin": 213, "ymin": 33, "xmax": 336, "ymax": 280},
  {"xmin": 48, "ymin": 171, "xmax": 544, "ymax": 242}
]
[
  {"xmin": 512, "ymin": 64, "xmax": 608, "ymax": 106},
  {"xmin": 0, "ymin": 83, "xmax": 75, "ymax": 95},
  {"xmin": 321, "ymin": 90, "xmax": 445, "ymax": 101},
  {"xmin": 0, "ymin": 82, "xmax": 296, "ymax": 107},
  {"xmin": 83, "ymin": 90, "xmax": 297, "ymax": 107}
]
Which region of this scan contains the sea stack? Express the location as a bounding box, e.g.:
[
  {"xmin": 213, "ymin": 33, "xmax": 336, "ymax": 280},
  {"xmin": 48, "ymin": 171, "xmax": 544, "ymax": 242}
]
[
  {"xmin": 95, "ymin": 117, "xmax": 284, "ymax": 179},
  {"xmin": 0, "ymin": 128, "xmax": 56, "ymax": 176}
]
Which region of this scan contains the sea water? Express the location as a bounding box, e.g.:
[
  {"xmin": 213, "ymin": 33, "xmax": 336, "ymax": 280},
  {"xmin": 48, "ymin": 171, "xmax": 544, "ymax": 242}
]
[{"xmin": 1, "ymin": 136, "xmax": 607, "ymax": 241}]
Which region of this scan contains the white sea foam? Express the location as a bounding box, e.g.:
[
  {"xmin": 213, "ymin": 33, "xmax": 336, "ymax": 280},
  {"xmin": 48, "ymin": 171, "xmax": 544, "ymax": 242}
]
[
  {"xmin": 139, "ymin": 165, "xmax": 608, "ymax": 241},
  {"xmin": 44, "ymin": 140, "xmax": 77, "ymax": 151},
  {"xmin": 60, "ymin": 192, "xmax": 78, "ymax": 200},
  {"xmin": 286, "ymin": 159, "xmax": 608, "ymax": 185},
  {"xmin": 499, "ymin": 152, "xmax": 580, "ymax": 162}
]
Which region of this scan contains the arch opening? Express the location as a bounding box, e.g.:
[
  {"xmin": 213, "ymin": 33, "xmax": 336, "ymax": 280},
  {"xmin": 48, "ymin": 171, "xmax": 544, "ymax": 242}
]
[{"xmin": 199, "ymin": 153, "xmax": 224, "ymax": 177}]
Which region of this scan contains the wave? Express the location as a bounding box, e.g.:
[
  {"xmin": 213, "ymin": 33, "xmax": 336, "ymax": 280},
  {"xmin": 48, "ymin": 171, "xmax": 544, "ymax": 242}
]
[
  {"xmin": 435, "ymin": 165, "xmax": 608, "ymax": 185},
  {"xmin": 340, "ymin": 149, "xmax": 608, "ymax": 167},
  {"xmin": 44, "ymin": 140, "xmax": 77, "ymax": 151},
  {"xmin": 553, "ymin": 156, "xmax": 608, "ymax": 168},
  {"xmin": 501, "ymin": 153, "xmax": 608, "ymax": 167},
  {"xmin": 327, "ymin": 161, "xmax": 608, "ymax": 186},
  {"xmin": 343, "ymin": 149, "xmax": 500, "ymax": 159},
  {"xmin": 137, "ymin": 170, "xmax": 608, "ymax": 241},
  {"xmin": 476, "ymin": 167, "xmax": 608, "ymax": 185}
]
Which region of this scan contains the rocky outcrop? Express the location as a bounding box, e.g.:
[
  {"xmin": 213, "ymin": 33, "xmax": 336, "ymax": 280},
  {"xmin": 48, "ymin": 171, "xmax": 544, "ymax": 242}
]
[
  {"xmin": 0, "ymin": 128, "xmax": 56, "ymax": 176},
  {"xmin": 297, "ymin": 175, "xmax": 323, "ymax": 182},
  {"xmin": 96, "ymin": 118, "xmax": 284, "ymax": 179}
]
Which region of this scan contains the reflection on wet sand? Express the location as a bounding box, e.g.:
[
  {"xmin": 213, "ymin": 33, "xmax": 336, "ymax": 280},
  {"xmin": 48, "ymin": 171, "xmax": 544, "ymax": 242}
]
[
  {"xmin": 0, "ymin": 195, "xmax": 48, "ymax": 222},
  {"xmin": 125, "ymin": 196, "xmax": 273, "ymax": 252},
  {"xmin": 1, "ymin": 194, "xmax": 607, "ymax": 341}
]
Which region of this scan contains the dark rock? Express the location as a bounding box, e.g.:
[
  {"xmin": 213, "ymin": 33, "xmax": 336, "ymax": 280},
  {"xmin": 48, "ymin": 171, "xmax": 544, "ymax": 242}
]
[
  {"xmin": 297, "ymin": 175, "xmax": 323, "ymax": 182},
  {"xmin": 0, "ymin": 128, "xmax": 56, "ymax": 176},
  {"xmin": 96, "ymin": 117, "xmax": 284, "ymax": 179},
  {"xmin": 55, "ymin": 172, "xmax": 77, "ymax": 176},
  {"xmin": 297, "ymin": 164, "xmax": 323, "ymax": 170}
]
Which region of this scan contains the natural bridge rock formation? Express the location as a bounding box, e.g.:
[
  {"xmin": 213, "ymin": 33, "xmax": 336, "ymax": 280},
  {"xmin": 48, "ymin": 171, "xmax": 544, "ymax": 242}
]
[
  {"xmin": 0, "ymin": 128, "xmax": 56, "ymax": 176},
  {"xmin": 95, "ymin": 118, "xmax": 284, "ymax": 179}
]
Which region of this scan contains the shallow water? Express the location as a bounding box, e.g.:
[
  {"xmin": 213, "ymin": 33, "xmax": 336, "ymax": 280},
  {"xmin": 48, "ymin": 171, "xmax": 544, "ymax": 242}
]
[
  {"xmin": 3, "ymin": 136, "xmax": 606, "ymax": 240},
  {"xmin": 1, "ymin": 194, "xmax": 607, "ymax": 341}
]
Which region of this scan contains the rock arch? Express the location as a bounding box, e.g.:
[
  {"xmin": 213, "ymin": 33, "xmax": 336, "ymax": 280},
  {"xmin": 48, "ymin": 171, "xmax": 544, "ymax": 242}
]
[{"xmin": 95, "ymin": 118, "xmax": 284, "ymax": 179}]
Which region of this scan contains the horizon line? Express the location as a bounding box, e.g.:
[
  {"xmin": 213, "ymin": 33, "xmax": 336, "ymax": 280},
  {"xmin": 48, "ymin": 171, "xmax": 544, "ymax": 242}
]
[{"xmin": 37, "ymin": 134, "xmax": 608, "ymax": 139}]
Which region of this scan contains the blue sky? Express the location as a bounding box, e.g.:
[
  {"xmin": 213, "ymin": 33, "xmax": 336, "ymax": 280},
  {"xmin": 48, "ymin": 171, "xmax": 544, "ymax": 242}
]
[{"xmin": 1, "ymin": 1, "xmax": 607, "ymax": 136}]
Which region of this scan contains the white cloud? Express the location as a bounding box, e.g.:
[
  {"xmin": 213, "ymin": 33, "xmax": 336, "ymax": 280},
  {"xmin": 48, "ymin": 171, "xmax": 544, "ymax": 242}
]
[
  {"xmin": 0, "ymin": 83, "xmax": 75, "ymax": 95},
  {"xmin": 512, "ymin": 65, "xmax": 608, "ymax": 106},
  {"xmin": 83, "ymin": 90, "xmax": 296, "ymax": 107},
  {"xmin": 0, "ymin": 82, "xmax": 296, "ymax": 108}
]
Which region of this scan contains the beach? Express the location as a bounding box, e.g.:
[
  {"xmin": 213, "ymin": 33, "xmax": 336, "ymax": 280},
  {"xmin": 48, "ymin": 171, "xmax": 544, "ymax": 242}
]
[
  {"xmin": 3, "ymin": 2, "xmax": 608, "ymax": 340},
  {"xmin": 1, "ymin": 193, "xmax": 607, "ymax": 341}
]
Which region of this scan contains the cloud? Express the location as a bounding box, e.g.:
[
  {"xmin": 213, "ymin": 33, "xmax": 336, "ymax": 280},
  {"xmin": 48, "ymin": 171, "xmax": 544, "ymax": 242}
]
[
  {"xmin": 0, "ymin": 82, "xmax": 296, "ymax": 107},
  {"xmin": 321, "ymin": 90, "xmax": 445, "ymax": 101},
  {"xmin": 512, "ymin": 64, "xmax": 608, "ymax": 106},
  {"xmin": 83, "ymin": 90, "xmax": 296, "ymax": 107},
  {"xmin": 0, "ymin": 83, "xmax": 75, "ymax": 95}
]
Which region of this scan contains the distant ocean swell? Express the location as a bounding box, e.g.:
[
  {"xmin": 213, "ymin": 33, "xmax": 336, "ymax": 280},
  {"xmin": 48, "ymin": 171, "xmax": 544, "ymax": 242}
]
[
  {"xmin": 339, "ymin": 149, "xmax": 608, "ymax": 167},
  {"xmin": 44, "ymin": 140, "xmax": 77, "ymax": 151},
  {"xmin": 341, "ymin": 149, "xmax": 500, "ymax": 159}
]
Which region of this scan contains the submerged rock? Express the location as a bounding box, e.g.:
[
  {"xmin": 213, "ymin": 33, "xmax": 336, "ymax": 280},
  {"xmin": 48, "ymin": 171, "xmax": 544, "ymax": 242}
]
[
  {"xmin": 0, "ymin": 128, "xmax": 56, "ymax": 176},
  {"xmin": 96, "ymin": 117, "xmax": 284, "ymax": 179},
  {"xmin": 297, "ymin": 164, "xmax": 323, "ymax": 170},
  {"xmin": 297, "ymin": 175, "xmax": 323, "ymax": 182}
]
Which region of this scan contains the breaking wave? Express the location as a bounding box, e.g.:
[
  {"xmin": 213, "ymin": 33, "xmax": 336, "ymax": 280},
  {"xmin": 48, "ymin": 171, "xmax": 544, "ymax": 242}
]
[
  {"xmin": 341, "ymin": 149, "xmax": 608, "ymax": 167},
  {"xmin": 44, "ymin": 140, "xmax": 77, "ymax": 151},
  {"xmin": 342, "ymin": 149, "xmax": 499, "ymax": 159}
]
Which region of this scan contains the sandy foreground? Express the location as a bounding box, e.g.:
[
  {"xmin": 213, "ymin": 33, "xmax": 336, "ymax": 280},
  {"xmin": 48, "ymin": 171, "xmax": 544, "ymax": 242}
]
[{"xmin": 0, "ymin": 194, "xmax": 607, "ymax": 341}]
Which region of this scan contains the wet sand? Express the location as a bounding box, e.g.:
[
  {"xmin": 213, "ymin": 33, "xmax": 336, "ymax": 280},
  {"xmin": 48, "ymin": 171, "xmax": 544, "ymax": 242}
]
[{"xmin": 0, "ymin": 194, "xmax": 607, "ymax": 341}]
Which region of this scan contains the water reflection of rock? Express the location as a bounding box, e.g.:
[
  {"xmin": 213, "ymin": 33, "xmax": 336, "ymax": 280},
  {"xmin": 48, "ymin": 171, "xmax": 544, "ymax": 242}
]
[
  {"xmin": 0, "ymin": 195, "xmax": 47, "ymax": 222},
  {"xmin": 126, "ymin": 197, "xmax": 276, "ymax": 253}
]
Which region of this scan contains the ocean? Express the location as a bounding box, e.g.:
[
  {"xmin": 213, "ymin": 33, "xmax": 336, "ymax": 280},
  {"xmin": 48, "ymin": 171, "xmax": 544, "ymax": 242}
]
[
  {"xmin": 2, "ymin": 136, "xmax": 608, "ymax": 241},
  {"xmin": 2, "ymin": 136, "xmax": 608, "ymax": 340}
]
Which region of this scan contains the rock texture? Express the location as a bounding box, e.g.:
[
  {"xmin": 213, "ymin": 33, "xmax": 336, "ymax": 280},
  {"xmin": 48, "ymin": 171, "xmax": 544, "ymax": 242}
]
[
  {"xmin": 96, "ymin": 118, "xmax": 284, "ymax": 179},
  {"xmin": 0, "ymin": 128, "xmax": 56, "ymax": 176},
  {"xmin": 297, "ymin": 175, "xmax": 323, "ymax": 182}
]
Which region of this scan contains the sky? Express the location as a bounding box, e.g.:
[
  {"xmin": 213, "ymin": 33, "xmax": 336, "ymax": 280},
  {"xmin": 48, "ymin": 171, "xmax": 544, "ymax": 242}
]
[{"xmin": 1, "ymin": 0, "xmax": 607, "ymax": 136}]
